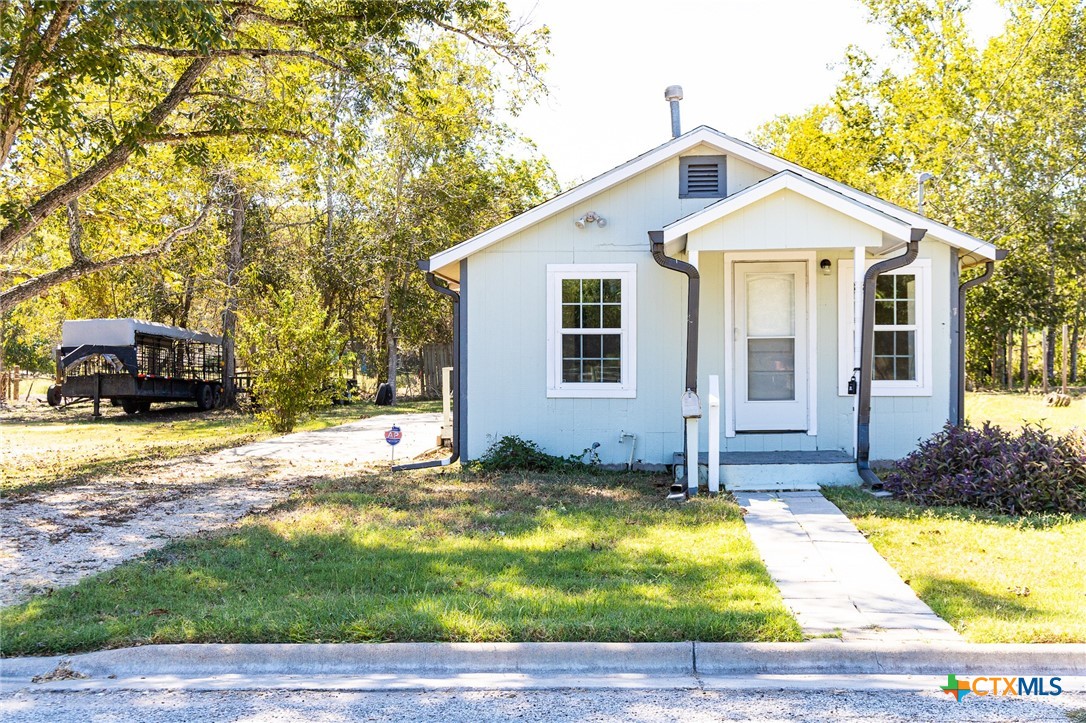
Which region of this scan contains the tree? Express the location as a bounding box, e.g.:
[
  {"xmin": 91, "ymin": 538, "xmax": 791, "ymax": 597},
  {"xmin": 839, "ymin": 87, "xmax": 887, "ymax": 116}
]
[
  {"xmin": 242, "ymin": 285, "xmax": 343, "ymax": 433},
  {"xmin": 1, "ymin": 0, "xmax": 547, "ymax": 311},
  {"xmin": 310, "ymin": 38, "xmax": 557, "ymax": 401},
  {"xmin": 756, "ymin": 0, "xmax": 1086, "ymax": 389}
]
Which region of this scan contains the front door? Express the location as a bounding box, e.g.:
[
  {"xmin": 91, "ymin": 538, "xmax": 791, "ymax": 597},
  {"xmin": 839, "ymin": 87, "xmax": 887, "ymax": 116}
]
[{"xmin": 734, "ymin": 261, "xmax": 808, "ymax": 431}]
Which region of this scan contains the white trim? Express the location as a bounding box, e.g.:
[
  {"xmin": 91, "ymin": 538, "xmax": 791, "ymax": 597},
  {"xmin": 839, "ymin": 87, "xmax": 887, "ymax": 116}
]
[
  {"xmin": 838, "ymin": 258, "xmax": 933, "ymax": 397},
  {"xmin": 426, "ymin": 126, "xmax": 997, "ymax": 274},
  {"xmin": 723, "ymin": 251, "xmax": 817, "ymax": 437},
  {"xmin": 663, "ymin": 171, "xmax": 912, "ymax": 244},
  {"xmin": 546, "ymin": 263, "xmax": 637, "ymax": 399}
]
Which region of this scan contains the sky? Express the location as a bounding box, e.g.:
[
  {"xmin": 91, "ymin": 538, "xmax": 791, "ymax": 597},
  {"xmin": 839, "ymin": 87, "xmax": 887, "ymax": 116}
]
[{"xmin": 502, "ymin": 0, "xmax": 1008, "ymax": 185}]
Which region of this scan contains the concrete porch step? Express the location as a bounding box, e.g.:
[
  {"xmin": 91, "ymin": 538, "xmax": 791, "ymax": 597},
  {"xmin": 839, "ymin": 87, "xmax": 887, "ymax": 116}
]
[{"xmin": 674, "ymin": 451, "xmax": 860, "ymax": 492}]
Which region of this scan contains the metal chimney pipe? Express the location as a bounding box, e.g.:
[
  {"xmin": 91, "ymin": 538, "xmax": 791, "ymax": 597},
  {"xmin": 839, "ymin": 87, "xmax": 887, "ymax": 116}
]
[{"xmin": 665, "ymin": 85, "xmax": 683, "ymax": 138}]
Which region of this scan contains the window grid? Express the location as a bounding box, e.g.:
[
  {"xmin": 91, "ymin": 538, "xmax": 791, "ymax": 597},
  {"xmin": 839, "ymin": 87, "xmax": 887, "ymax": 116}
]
[
  {"xmin": 873, "ymin": 273, "xmax": 917, "ymax": 381},
  {"xmin": 560, "ymin": 278, "xmax": 622, "ymax": 384}
]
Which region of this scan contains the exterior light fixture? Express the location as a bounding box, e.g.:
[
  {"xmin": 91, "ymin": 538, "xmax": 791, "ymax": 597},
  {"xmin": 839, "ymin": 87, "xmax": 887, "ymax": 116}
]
[
  {"xmin": 575, "ymin": 211, "xmax": 607, "ymax": 229},
  {"xmin": 820, "ymin": 258, "xmax": 832, "ymax": 276}
]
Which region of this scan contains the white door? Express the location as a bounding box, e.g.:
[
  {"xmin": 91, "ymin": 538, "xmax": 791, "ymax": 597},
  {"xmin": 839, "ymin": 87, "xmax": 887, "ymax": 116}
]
[{"xmin": 734, "ymin": 261, "xmax": 808, "ymax": 431}]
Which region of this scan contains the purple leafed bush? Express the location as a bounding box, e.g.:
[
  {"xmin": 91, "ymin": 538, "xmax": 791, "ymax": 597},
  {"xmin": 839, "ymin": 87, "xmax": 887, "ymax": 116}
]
[{"xmin": 884, "ymin": 423, "xmax": 1086, "ymax": 515}]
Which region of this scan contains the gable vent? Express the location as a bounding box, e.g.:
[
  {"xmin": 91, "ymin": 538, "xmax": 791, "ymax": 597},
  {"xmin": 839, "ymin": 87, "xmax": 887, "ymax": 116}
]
[{"xmin": 680, "ymin": 155, "xmax": 727, "ymax": 198}]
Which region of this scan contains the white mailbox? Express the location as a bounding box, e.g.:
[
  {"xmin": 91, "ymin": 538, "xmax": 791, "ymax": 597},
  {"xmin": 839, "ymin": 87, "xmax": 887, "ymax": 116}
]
[{"xmin": 681, "ymin": 390, "xmax": 701, "ymax": 419}]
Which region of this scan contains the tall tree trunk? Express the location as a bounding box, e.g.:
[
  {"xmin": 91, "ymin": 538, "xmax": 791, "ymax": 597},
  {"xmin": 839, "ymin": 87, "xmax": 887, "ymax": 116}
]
[
  {"xmin": 179, "ymin": 267, "xmax": 195, "ymax": 328},
  {"xmin": 1003, "ymin": 330, "xmax": 1012, "ymax": 389},
  {"xmin": 1062, "ymin": 324, "xmax": 1070, "ymax": 394},
  {"xmin": 1071, "ymin": 322, "xmax": 1080, "ymax": 383},
  {"xmin": 1045, "ymin": 326, "xmax": 1056, "ymax": 388},
  {"xmin": 1041, "ymin": 329, "xmax": 1050, "ymax": 394},
  {"xmin": 222, "ymin": 188, "xmax": 244, "ymax": 406},
  {"xmin": 991, "ymin": 333, "xmax": 1004, "ymax": 389},
  {"xmin": 1021, "ymin": 326, "xmax": 1029, "ymax": 391},
  {"xmin": 384, "ymin": 276, "xmax": 397, "ymax": 405}
]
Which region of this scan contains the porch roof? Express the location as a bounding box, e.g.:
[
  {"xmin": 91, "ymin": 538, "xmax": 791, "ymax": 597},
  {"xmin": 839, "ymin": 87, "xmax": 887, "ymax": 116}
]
[{"xmin": 660, "ymin": 170, "xmax": 914, "ymax": 252}]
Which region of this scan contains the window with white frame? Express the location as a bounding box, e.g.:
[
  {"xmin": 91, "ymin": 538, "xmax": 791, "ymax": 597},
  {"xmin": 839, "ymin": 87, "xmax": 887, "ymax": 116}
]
[
  {"xmin": 837, "ymin": 259, "xmax": 932, "ymax": 396},
  {"xmin": 547, "ymin": 264, "xmax": 636, "ymax": 398},
  {"xmin": 873, "ymin": 273, "xmax": 917, "ymax": 381}
]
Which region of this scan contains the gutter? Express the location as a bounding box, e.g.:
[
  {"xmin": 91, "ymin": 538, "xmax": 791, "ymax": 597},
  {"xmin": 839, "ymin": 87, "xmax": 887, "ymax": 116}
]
[
  {"xmin": 649, "ymin": 230, "xmax": 700, "ymax": 500},
  {"xmin": 954, "ymin": 250, "xmax": 1006, "ymax": 426},
  {"xmin": 393, "ymin": 268, "xmax": 460, "ymax": 471},
  {"xmin": 856, "ymin": 228, "xmax": 924, "ymax": 488}
]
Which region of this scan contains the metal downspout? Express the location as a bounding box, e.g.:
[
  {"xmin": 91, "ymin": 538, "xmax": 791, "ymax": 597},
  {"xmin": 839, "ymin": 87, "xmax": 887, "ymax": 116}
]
[
  {"xmin": 649, "ymin": 230, "xmax": 700, "ymax": 500},
  {"xmin": 856, "ymin": 228, "xmax": 925, "ymax": 487},
  {"xmin": 393, "ymin": 270, "xmax": 460, "ymax": 471},
  {"xmin": 955, "ymin": 260, "xmax": 995, "ymax": 426}
]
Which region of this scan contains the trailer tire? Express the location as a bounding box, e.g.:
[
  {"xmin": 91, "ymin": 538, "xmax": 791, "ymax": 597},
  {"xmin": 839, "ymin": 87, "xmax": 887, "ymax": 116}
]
[
  {"xmin": 196, "ymin": 383, "xmax": 214, "ymax": 411},
  {"xmin": 122, "ymin": 400, "xmax": 140, "ymax": 415},
  {"xmin": 138, "ymin": 401, "xmax": 152, "ymax": 413},
  {"xmin": 47, "ymin": 385, "xmax": 63, "ymax": 407},
  {"xmin": 212, "ymin": 384, "xmax": 223, "ymax": 409},
  {"xmin": 374, "ymin": 382, "xmax": 393, "ymax": 406}
]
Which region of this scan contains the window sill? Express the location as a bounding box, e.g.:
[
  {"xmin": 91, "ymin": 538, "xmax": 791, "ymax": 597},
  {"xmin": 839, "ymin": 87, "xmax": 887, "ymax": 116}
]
[{"xmin": 547, "ymin": 386, "xmax": 636, "ymax": 399}]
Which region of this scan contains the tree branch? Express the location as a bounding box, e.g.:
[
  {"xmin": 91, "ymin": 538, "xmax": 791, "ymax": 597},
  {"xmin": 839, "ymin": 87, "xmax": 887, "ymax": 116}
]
[
  {"xmin": 144, "ymin": 128, "xmax": 309, "ymax": 143},
  {"xmin": 0, "ymin": 202, "xmax": 213, "ymax": 314},
  {"xmin": 128, "ymin": 45, "xmax": 346, "ymax": 71},
  {"xmin": 0, "ymin": 2, "xmax": 79, "ymax": 168},
  {"xmin": 187, "ymin": 90, "xmax": 261, "ymax": 105},
  {"xmin": 0, "ymin": 54, "xmax": 216, "ymax": 256}
]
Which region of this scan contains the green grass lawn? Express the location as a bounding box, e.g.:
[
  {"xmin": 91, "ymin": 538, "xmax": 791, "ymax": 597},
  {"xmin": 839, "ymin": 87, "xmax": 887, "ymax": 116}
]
[
  {"xmin": 965, "ymin": 390, "xmax": 1083, "ymax": 434},
  {"xmin": 0, "ymin": 471, "xmax": 802, "ymax": 654},
  {"xmin": 824, "ymin": 487, "xmax": 1086, "ymax": 643},
  {"xmin": 0, "ymin": 399, "xmax": 441, "ymax": 496}
]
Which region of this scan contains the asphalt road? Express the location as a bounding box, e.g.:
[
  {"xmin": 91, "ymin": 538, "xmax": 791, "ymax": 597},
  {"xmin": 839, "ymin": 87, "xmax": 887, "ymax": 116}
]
[{"xmin": 3, "ymin": 687, "xmax": 1084, "ymax": 722}]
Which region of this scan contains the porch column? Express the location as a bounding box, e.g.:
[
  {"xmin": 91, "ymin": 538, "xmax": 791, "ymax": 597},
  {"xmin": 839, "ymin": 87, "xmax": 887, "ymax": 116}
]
[{"xmin": 852, "ymin": 246, "xmax": 865, "ymax": 457}]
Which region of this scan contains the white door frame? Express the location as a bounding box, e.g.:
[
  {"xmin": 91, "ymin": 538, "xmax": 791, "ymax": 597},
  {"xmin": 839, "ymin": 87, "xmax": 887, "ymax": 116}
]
[{"xmin": 724, "ymin": 251, "xmax": 818, "ymax": 437}]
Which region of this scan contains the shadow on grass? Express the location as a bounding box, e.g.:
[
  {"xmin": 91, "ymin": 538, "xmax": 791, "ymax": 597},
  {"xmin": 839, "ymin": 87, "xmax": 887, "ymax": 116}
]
[
  {"xmin": 910, "ymin": 574, "xmax": 1036, "ymax": 624},
  {"xmin": 1, "ymin": 472, "xmax": 801, "ymax": 654},
  {"xmin": 823, "ymin": 487, "xmax": 1084, "ymax": 530}
]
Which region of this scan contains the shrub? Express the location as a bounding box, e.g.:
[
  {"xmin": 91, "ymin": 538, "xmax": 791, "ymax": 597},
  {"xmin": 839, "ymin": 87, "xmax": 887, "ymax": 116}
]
[
  {"xmin": 242, "ymin": 288, "xmax": 344, "ymax": 433},
  {"xmin": 472, "ymin": 435, "xmax": 601, "ymax": 473},
  {"xmin": 885, "ymin": 423, "xmax": 1086, "ymax": 515}
]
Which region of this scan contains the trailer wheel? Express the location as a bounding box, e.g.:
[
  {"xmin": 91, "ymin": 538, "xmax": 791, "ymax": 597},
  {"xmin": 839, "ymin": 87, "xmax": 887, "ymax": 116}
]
[
  {"xmin": 196, "ymin": 383, "xmax": 214, "ymax": 411},
  {"xmin": 47, "ymin": 384, "xmax": 63, "ymax": 407},
  {"xmin": 122, "ymin": 400, "xmax": 140, "ymax": 414},
  {"xmin": 212, "ymin": 384, "xmax": 223, "ymax": 409},
  {"xmin": 138, "ymin": 401, "xmax": 152, "ymax": 413}
]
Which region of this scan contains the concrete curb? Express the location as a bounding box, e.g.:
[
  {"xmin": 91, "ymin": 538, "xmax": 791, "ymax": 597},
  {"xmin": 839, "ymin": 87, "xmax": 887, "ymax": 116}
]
[
  {"xmin": 3, "ymin": 642, "xmax": 1084, "ymax": 683},
  {"xmin": 694, "ymin": 642, "xmax": 1086, "ymax": 675}
]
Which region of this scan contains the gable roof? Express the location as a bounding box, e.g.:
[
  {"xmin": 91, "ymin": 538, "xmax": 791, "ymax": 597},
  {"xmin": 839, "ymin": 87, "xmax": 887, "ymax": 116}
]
[
  {"xmin": 662, "ymin": 170, "xmax": 914, "ymax": 244},
  {"xmin": 426, "ymin": 126, "xmax": 999, "ymax": 276}
]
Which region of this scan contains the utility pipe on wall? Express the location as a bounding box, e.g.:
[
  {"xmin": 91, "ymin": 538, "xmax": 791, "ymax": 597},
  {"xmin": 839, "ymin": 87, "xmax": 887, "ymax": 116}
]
[
  {"xmin": 393, "ymin": 270, "xmax": 460, "ymax": 471},
  {"xmin": 856, "ymin": 228, "xmax": 925, "ymax": 487},
  {"xmin": 649, "ymin": 230, "xmax": 700, "ymax": 500}
]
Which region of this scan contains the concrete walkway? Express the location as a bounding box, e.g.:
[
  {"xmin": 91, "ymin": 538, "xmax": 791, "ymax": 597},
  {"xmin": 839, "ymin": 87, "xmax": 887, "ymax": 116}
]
[{"xmin": 736, "ymin": 492, "xmax": 960, "ymax": 642}]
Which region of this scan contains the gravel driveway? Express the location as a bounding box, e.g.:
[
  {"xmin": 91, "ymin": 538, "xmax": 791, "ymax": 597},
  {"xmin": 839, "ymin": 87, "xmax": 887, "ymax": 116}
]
[{"xmin": 0, "ymin": 413, "xmax": 441, "ymax": 607}]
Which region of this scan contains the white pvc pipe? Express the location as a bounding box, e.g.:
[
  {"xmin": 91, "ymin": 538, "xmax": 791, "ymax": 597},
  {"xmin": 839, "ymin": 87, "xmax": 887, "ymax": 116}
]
[
  {"xmin": 685, "ymin": 417, "xmax": 699, "ymax": 496},
  {"xmin": 708, "ymin": 375, "xmax": 720, "ymax": 495}
]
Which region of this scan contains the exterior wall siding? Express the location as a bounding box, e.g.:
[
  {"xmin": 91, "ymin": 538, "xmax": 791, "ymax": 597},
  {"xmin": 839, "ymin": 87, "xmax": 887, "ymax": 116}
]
[{"xmin": 460, "ymin": 151, "xmax": 953, "ymax": 465}]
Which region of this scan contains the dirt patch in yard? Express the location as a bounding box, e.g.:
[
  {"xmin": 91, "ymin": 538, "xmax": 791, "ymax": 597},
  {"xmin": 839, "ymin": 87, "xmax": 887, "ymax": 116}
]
[{"xmin": 0, "ymin": 413, "xmax": 440, "ymax": 607}]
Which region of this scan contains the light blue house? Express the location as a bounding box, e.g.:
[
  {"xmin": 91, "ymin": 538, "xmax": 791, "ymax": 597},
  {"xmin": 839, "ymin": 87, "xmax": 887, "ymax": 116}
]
[{"xmin": 419, "ymin": 124, "xmax": 1002, "ymax": 495}]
